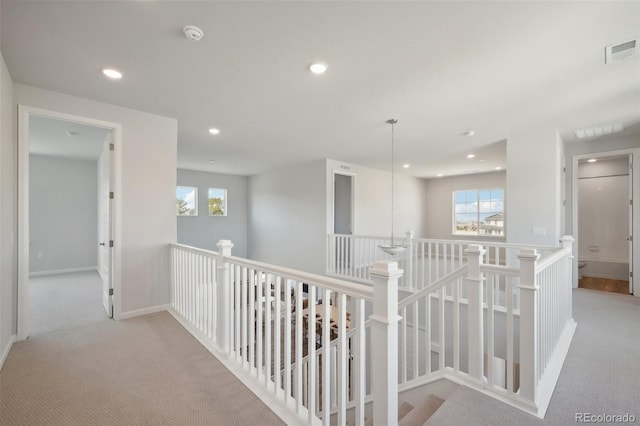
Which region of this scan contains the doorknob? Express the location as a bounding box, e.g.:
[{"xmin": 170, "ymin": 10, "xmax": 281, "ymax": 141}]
[{"xmin": 99, "ymin": 242, "xmax": 105, "ymax": 246}]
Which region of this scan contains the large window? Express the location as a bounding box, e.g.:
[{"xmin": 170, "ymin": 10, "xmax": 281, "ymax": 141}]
[
  {"xmin": 176, "ymin": 186, "xmax": 197, "ymax": 216},
  {"xmin": 453, "ymin": 189, "xmax": 504, "ymax": 236},
  {"xmin": 208, "ymin": 188, "xmax": 227, "ymax": 216}
]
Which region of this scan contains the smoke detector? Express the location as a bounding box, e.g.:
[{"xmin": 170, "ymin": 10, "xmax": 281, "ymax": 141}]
[
  {"xmin": 183, "ymin": 25, "xmax": 204, "ymax": 42},
  {"xmin": 605, "ymin": 38, "xmax": 639, "ymax": 64}
]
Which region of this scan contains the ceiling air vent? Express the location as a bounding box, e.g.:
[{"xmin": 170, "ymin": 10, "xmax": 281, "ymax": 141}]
[
  {"xmin": 605, "ymin": 38, "xmax": 639, "ymax": 64},
  {"xmin": 574, "ymin": 123, "xmax": 624, "ymax": 139}
]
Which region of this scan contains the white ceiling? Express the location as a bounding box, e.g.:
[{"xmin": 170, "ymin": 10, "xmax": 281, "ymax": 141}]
[
  {"xmin": 29, "ymin": 116, "xmax": 109, "ymax": 160},
  {"xmin": 2, "ymin": 1, "xmax": 639, "ymax": 178}
]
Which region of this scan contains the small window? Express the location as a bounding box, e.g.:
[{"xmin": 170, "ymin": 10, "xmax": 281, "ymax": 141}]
[
  {"xmin": 453, "ymin": 189, "xmax": 504, "ymax": 236},
  {"xmin": 176, "ymin": 186, "xmax": 197, "ymax": 216},
  {"xmin": 208, "ymin": 188, "xmax": 227, "ymax": 216}
]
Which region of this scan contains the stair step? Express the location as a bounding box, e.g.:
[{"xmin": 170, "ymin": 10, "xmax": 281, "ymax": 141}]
[
  {"xmin": 398, "ymin": 394, "xmax": 445, "ymax": 426},
  {"xmin": 398, "ymin": 401, "xmax": 415, "ymax": 421},
  {"xmin": 362, "ymin": 401, "xmax": 414, "ymax": 426}
]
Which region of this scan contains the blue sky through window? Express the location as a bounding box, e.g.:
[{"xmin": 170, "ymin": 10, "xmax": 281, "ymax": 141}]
[{"xmin": 177, "ymin": 186, "xmax": 197, "ymax": 215}]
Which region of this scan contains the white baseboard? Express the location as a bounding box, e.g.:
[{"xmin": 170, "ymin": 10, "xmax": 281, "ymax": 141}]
[
  {"xmin": 29, "ymin": 266, "xmax": 98, "ymax": 277},
  {"xmin": 118, "ymin": 304, "xmax": 171, "ymax": 320},
  {"xmin": 1, "ymin": 335, "xmax": 17, "ymax": 370}
]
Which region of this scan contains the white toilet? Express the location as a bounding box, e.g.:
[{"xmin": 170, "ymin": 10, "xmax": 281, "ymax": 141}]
[{"xmin": 578, "ymin": 261, "xmax": 587, "ymax": 279}]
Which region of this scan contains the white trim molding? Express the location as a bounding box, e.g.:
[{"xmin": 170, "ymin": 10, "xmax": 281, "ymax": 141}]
[
  {"xmin": 29, "ymin": 266, "xmax": 98, "ymax": 278},
  {"xmin": 0, "ymin": 335, "xmax": 17, "ymax": 370},
  {"xmin": 119, "ymin": 304, "xmax": 171, "ymax": 320}
]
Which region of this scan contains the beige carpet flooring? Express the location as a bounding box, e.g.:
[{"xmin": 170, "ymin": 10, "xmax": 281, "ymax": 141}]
[
  {"xmin": 0, "ymin": 311, "xmax": 285, "ymax": 426},
  {"xmin": 28, "ymin": 271, "xmax": 107, "ymax": 335}
]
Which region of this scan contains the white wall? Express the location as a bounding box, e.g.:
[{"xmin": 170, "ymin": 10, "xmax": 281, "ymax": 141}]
[
  {"xmin": 506, "ymin": 130, "xmax": 563, "ymax": 246},
  {"xmin": 422, "ymin": 171, "xmax": 506, "ymax": 240},
  {"xmin": 248, "ymin": 160, "xmax": 326, "ymax": 275},
  {"xmin": 29, "ymin": 155, "xmax": 98, "ymax": 273},
  {"xmin": 326, "ymin": 159, "xmax": 427, "ymax": 239},
  {"xmin": 177, "ymin": 169, "xmax": 248, "ymax": 258},
  {"xmin": 15, "ymin": 84, "xmax": 178, "ymax": 314},
  {"xmin": 1, "ymin": 50, "xmax": 17, "ymax": 364}
]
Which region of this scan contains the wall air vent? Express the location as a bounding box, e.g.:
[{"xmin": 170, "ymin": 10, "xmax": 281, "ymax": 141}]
[{"xmin": 605, "ymin": 38, "xmax": 639, "ymax": 64}]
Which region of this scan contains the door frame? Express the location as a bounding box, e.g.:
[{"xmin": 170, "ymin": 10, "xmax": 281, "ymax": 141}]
[
  {"xmin": 571, "ymin": 147, "xmax": 639, "ymax": 296},
  {"xmin": 17, "ymin": 105, "xmax": 123, "ymax": 340}
]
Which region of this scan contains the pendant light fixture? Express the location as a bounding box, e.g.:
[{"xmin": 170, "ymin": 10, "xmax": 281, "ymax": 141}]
[{"xmin": 379, "ymin": 118, "xmax": 407, "ymax": 256}]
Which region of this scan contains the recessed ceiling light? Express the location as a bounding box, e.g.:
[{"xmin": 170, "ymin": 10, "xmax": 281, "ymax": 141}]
[
  {"xmin": 309, "ymin": 62, "xmax": 328, "ymax": 74},
  {"xmin": 495, "ymin": 166, "xmax": 502, "ymax": 170},
  {"xmin": 466, "ymin": 154, "xmax": 475, "ymax": 159},
  {"xmin": 102, "ymin": 68, "xmax": 122, "ymax": 79},
  {"xmin": 208, "ymin": 128, "xmax": 220, "ymax": 135},
  {"xmin": 437, "ymin": 173, "xmax": 443, "ymax": 177},
  {"xmin": 587, "ymin": 158, "xmax": 598, "ymax": 163},
  {"xmin": 208, "ymin": 160, "xmax": 215, "ymax": 164},
  {"xmin": 462, "ymin": 130, "xmax": 475, "ymax": 137},
  {"xmin": 402, "ymin": 164, "xmax": 410, "ymax": 169}
]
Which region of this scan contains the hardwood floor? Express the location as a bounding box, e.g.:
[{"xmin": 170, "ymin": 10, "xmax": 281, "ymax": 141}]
[{"xmin": 578, "ymin": 276, "xmax": 630, "ymax": 294}]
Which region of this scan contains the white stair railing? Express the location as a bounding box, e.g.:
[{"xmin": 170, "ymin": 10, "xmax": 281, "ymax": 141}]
[
  {"xmin": 170, "ymin": 241, "xmax": 403, "ymax": 426},
  {"xmin": 393, "ymin": 237, "xmax": 576, "ymax": 419},
  {"xmin": 327, "ymin": 233, "xmax": 557, "ymax": 291},
  {"xmin": 171, "ymin": 235, "xmax": 575, "ymax": 422}
]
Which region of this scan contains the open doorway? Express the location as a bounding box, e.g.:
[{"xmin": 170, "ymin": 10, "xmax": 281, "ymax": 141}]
[
  {"xmin": 332, "ymin": 171, "xmax": 355, "ymax": 274},
  {"xmin": 17, "ymin": 106, "xmax": 122, "ymax": 339},
  {"xmin": 576, "ymin": 154, "xmax": 633, "ymax": 295}
]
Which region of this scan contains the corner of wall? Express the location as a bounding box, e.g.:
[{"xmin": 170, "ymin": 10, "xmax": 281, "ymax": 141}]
[{"xmin": 0, "ymin": 49, "xmax": 17, "ymax": 358}]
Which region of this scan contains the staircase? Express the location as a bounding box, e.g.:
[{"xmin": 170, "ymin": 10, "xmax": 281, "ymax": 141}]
[
  {"xmin": 170, "ymin": 236, "xmax": 576, "ymax": 425},
  {"xmin": 346, "ymin": 393, "xmax": 446, "ymax": 426}
]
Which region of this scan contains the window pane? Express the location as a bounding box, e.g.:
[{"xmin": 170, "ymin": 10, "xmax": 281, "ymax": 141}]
[
  {"xmin": 208, "ymin": 188, "xmax": 227, "ymax": 216},
  {"xmin": 479, "ymin": 190, "xmax": 491, "ymax": 201},
  {"xmin": 465, "ymin": 190, "xmax": 477, "ymax": 203},
  {"xmin": 454, "ymin": 191, "xmax": 468, "ymax": 203},
  {"xmin": 453, "ymin": 188, "xmax": 504, "ymax": 236},
  {"xmin": 177, "ymin": 186, "xmax": 197, "ymax": 216}
]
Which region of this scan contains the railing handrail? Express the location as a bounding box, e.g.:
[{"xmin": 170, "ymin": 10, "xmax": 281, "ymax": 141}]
[
  {"xmin": 171, "ymin": 242, "xmax": 220, "ymax": 257},
  {"xmin": 226, "ymin": 255, "xmax": 374, "ymax": 301},
  {"xmin": 329, "ymin": 233, "xmax": 559, "ymax": 252},
  {"xmin": 480, "ymin": 263, "xmax": 521, "ymax": 276},
  {"xmin": 398, "ymin": 264, "xmax": 468, "ymax": 309},
  {"xmin": 535, "ymin": 245, "xmax": 572, "ymax": 272}
]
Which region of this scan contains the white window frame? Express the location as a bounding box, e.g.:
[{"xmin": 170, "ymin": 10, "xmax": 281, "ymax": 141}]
[
  {"xmin": 208, "ymin": 188, "xmax": 227, "ymax": 217},
  {"xmin": 177, "ymin": 186, "xmax": 198, "ymax": 216},
  {"xmin": 452, "ymin": 188, "xmax": 505, "ymax": 237}
]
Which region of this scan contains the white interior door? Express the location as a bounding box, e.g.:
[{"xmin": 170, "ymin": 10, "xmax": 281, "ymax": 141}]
[
  {"xmin": 98, "ymin": 138, "xmax": 113, "ymax": 317},
  {"xmin": 629, "ymin": 155, "xmax": 634, "ymax": 294}
]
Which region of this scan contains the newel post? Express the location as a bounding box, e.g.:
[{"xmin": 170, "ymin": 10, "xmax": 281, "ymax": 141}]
[
  {"xmin": 465, "ymin": 244, "xmax": 485, "ymax": 381},
  {"xmin": 518, "ymin": 248, "xmax": 541, "ymax": 403},
  {"xmin": 405, "ymin": 230, "xmax": 414, "ymax": 290},
  {"xmin": 369, "ymin": 260, "xmax": 403, "ymax": 426},
  {"xmin": 216, "ymin": 239, "xmax": 234, "ymax": 354}
]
